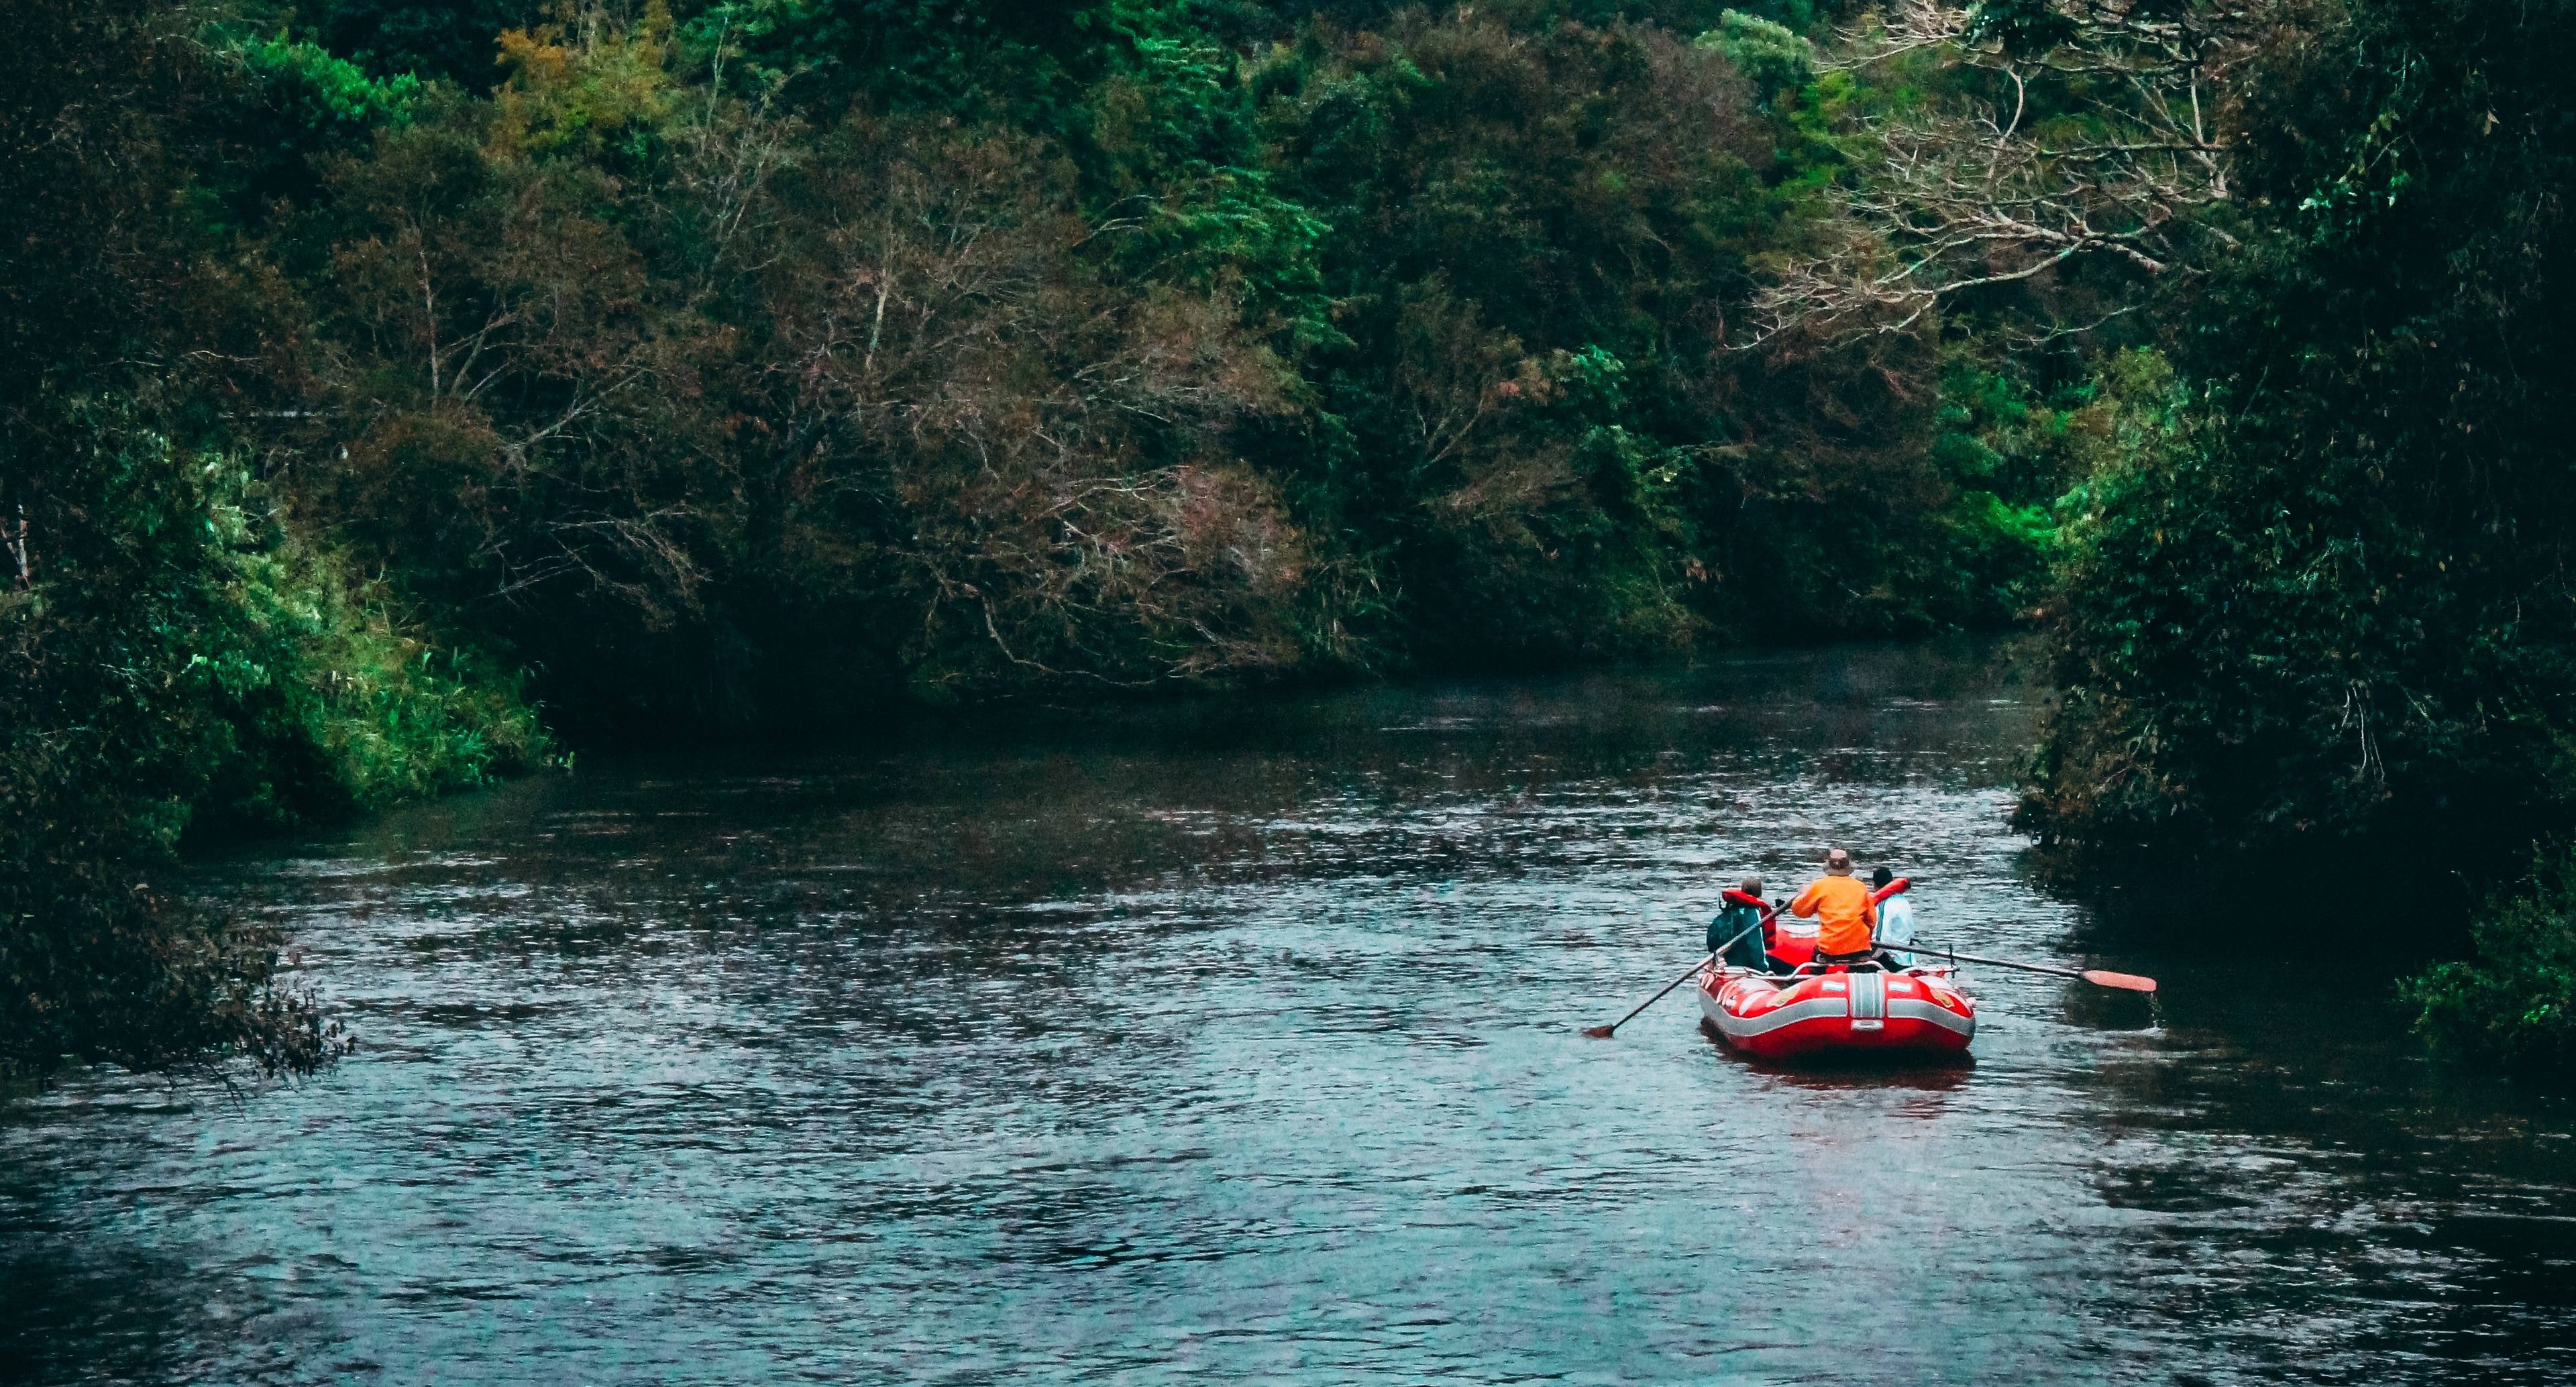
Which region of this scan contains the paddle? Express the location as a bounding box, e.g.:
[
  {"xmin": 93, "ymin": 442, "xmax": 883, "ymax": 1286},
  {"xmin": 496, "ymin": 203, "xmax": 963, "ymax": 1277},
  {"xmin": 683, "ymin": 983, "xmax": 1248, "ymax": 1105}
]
[
  {"xmin": 1582, "ymin": 899, "xmax": 1782, "ymax": 1038},
  {"xmin": 1918, "ymin": 943, "xmax": 2157, "ymax": 993},
  {"xmin": 1870, "ymin": 874, "xmax": 2153, "ymax": 991}
]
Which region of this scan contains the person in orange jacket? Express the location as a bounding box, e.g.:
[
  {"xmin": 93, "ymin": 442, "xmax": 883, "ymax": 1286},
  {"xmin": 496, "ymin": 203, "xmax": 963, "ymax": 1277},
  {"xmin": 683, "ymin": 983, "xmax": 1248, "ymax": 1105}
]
[{"xmin": 1790, "ymin": 847, "xmax": 1878, "ymax": 967}]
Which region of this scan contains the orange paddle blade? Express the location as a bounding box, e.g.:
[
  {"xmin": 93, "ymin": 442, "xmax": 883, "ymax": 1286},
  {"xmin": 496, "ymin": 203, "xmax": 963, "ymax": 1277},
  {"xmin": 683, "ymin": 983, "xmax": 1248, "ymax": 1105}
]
[
  {"xmin": 1581, "ymin": 1024, "xmax": 1617, "ymax": 1038},
  {"xmin": 2080, "ymin": 968, "xmax": 2158, "ymax": 993}
]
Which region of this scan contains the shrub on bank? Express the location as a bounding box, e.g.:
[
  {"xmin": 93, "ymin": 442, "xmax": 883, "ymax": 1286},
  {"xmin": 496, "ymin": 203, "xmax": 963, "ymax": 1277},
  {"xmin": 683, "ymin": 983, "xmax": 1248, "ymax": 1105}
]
[
  {"xmin": 2407, "ymin": 853, "xmax": 2576, "ymax": 1074},
  {"xmin": 1, "ymin": 398, "xmax": 542, "ymax": 1081}
]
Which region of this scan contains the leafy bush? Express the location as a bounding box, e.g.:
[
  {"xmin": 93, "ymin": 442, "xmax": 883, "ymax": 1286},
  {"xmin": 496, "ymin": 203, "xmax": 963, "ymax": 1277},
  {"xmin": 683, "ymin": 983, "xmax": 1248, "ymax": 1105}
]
[
  {"xmin": 237, "ymin": 34, "xmax": 422, "ymax": 137},
  {"xmin": 1701, "ymin": 10, "xmax": 1811, "ymax": 108},
  {"xmin": 2408, "ymin": 852, "xmax": 2576, "ymax": 1074},
  {"xmin": 1, "ymin": 395, "xmax": 540, "ymax": 1080},
  {"xmin": 210, "ymin": 495, "xmax": 551, "ymax": 820}
]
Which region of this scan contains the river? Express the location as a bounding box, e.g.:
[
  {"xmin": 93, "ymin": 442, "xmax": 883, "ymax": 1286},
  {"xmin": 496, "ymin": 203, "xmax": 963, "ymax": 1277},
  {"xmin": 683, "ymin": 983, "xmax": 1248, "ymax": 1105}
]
[{"xmin": 3, "ymin": 643, "xmax": 2571, "ymax": 1384}]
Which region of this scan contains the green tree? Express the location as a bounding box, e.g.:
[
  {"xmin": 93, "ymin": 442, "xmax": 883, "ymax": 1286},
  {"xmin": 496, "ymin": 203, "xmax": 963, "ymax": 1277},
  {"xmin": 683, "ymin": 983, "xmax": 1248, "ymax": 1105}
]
[
  {"xmin": 2407, "ymin": 850, "xmax": 2576, "ymax": 1072},
  {"xmin": 2025, "ymin": 0, "xmax": 2576, "ymax": 861}
]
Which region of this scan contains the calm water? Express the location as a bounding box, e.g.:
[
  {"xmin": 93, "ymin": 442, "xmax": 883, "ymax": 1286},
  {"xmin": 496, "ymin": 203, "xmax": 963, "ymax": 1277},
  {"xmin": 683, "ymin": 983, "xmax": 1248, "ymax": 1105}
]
[{"xmin": 5, "ymin": 645, "xmax": 2573, "ymax": 1385}]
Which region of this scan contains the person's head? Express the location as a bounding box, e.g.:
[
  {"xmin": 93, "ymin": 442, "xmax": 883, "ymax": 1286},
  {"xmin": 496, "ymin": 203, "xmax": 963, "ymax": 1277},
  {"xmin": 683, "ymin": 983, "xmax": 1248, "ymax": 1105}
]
[
  {"xmin": 1871, "ymin": 865, "xmax": 1892, "ymax": 889},
  {"xmin": 1824, "ymin": 848, "xmax": 1852, "ymax": 875},
  {"xmin": 1739, "ymin": 875, "xmax": 1764, "ymax": 895}
]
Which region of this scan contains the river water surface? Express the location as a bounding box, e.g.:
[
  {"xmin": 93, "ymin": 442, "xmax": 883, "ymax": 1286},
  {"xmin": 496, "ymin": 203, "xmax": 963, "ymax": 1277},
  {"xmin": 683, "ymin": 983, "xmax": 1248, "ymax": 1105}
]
[{"xmin": 5, "ymin": 645, "xmax": 2573, "ymax": 1385}]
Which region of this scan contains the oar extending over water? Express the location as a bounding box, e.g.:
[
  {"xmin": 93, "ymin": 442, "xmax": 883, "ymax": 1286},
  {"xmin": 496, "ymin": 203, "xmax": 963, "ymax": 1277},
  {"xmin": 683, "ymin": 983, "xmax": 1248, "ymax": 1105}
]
[
  {"xmin": 1922, "ymin": 944, "xmax": 2157, "ymax": 993},
  {"xmin": 1582, "ymin": 902, "xmax": 1779, "ymax": 1038},
  {"xmin": 1581, "ymin": 952, "xmax": 1716, "ymax": 1040}
]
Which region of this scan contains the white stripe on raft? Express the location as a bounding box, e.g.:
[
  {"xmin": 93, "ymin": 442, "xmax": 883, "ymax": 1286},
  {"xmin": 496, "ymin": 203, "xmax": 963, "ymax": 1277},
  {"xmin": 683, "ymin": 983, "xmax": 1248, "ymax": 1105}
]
[
  {"xmin": 1883, "ymin": 998, "xmax": 1975, "ymax": 1037},
  {"xmin": 1711, "ymin": 997, "xmax": 1850, "ymax": 1039},
  {"xmin": 1851, "ymin": 970, "xmax": 1886, "ymax": 1020}
]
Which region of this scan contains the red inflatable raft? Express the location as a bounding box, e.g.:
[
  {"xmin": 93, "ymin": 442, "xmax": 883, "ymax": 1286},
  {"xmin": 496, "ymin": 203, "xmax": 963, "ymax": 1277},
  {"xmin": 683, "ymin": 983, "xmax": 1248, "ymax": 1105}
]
[{"xmin": 1697, "ymin": 964, "xmax": 1976, "ymax": 1059}]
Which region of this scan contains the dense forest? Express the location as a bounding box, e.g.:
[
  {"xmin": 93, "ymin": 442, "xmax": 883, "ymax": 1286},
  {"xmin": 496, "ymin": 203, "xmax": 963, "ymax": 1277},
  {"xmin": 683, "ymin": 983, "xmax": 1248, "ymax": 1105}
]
[{"xmin": 5, "ymin": 0, "xmax": 2573, "ymax": 1079}]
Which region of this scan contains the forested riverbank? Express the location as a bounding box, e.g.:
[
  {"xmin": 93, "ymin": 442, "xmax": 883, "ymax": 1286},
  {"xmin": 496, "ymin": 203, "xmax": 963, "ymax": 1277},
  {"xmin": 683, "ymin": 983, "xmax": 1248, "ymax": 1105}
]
[{"xmin": 5, "ymin": 0, "xmax": 2574, "ymax": 1079}]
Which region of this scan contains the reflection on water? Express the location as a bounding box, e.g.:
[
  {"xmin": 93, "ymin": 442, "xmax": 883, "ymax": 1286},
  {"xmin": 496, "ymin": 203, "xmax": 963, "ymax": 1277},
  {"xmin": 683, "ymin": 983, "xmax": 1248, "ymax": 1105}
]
[{"xmin": 4, "ymin": 643, "xmax": 2573, "ymax": 1385}]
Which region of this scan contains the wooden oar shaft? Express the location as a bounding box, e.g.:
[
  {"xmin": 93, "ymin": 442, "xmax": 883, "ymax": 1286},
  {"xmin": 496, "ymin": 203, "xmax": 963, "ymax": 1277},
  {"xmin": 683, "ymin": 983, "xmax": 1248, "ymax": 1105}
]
[
  {"xmin": 1584, "ymin": 905, "xmax": 1780, "ymax": 1038},
  {"xmin": 1919, "ymin": 942, "xmax": 2157, "ymax": 993},
  {"xmin": 1924, "ymin": 944, "xmax": 2076, "ymax": 977},
  {"xmin": 1591, "ymin": 952, "xmax": 1716, "ymax": 1036}
]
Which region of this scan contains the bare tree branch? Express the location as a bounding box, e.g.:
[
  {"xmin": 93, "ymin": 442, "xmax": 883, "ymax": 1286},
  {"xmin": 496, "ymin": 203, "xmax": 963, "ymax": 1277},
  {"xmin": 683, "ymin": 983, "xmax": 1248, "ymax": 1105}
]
[{"xmin": 1753, "ymin": 0, "xmax": 2261, "ymax": 342}]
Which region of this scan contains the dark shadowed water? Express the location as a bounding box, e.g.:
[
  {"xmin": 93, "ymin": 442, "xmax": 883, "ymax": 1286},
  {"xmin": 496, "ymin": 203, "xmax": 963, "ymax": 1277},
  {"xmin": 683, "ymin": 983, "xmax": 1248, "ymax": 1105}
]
[{"xmin": 5, "ymin": 643, "xmax": 2573, "ymax": 1385}]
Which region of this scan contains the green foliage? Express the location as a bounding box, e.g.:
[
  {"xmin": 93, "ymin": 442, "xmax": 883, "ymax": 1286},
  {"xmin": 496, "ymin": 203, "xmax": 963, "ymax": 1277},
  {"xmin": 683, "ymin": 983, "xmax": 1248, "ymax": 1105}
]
[
  {"xmin": 2, "ymin": 394, "xmax": 542, "ymax": 1080},
  {"xmin": 1701, "ymin": 11, "xmax": 1811, "ymax": 108},
  {"xmin": 3, "ymin": 0, "xmax": 2086, "ymax": 1074},
  {"xmin": 237, "ymin": 34, "xmax": 422, "ymax": 138},
  {"xmin": 213, "ymin": 501, "xmax": 551, "ymax": 820},
  {"xmin": 2406, "ymin": 850, "xmax": 2576, "ymax": 1073},
  {"xmin": 696, "ymin": 3, "xmax": 1330, "ymax": 320},
  {"xmin": 6, "ymin": 397, "xmax": 545, "ymax": 832},
  {"xmin": 2025, "ymin": 0, "xmax": 2576, "ymax": 862},
  {"xmin": 1247, "ymin": 13, "xmax": 1914, "ymax": 661},
  {"xmin": 1917, "ymin": 345, "xmax": 2129, "ymax": 621},
  {"xmin": 216, "ymin": 1, "xmax": 2011, "ymax": 708},
  {"xmin": 219, "ymin": 32, "xmax": 427, "ymax": 209},
  {"xmin": 1250, "ymin": 18, "xmax": 1733, "ymax": 660},
  {"xmin": 1088, "ymin": 10, "xmax": 1332, "ymax": 331}
]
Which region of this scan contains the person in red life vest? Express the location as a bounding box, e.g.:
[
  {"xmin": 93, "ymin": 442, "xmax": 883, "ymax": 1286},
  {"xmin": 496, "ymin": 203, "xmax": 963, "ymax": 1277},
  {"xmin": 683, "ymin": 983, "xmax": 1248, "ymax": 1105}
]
[
  {"xmin": 1790, "ymin": 847, "xmax": 1878, "ymax": 968},
  {"xmin": 1708, "ymin": 875, "xmax": 1790, "ymax": 973}
]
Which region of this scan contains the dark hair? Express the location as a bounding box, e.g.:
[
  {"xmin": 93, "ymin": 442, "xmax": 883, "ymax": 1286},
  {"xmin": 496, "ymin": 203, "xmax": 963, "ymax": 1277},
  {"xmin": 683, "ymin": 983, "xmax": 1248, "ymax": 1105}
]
[{"xmin": 1871, "ymin": 866, "xmax": 1893, "ymax": 888}]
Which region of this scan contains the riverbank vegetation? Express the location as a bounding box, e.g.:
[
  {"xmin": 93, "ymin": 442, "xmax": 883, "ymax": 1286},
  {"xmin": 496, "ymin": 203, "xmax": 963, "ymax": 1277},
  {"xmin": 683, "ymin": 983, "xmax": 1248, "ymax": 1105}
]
[
  {"xmin": 7, "ymin": 0, "xmax": 2573, "ymax": 1076},
  {"xmin": 1991, "ymin": 0, "xmax": 2576, "ymax": 1069}
]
